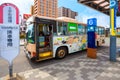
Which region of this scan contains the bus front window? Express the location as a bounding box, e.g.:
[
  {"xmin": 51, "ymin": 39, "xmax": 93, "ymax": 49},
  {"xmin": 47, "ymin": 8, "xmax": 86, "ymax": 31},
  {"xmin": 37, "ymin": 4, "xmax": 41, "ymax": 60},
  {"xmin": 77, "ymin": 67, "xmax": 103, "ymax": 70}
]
[{"xmin": 26, "ymin": 23, "xmax": 35, "ymax": 43}]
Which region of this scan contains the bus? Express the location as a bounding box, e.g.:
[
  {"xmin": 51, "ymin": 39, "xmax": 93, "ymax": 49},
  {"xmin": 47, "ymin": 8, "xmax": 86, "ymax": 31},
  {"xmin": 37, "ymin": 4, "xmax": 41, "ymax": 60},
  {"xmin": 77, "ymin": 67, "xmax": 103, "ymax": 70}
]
[
  {"xmin": 117, "ymin": 27, "xmax": 120, "ymax": 37},
  {"xmin": 24, "ymin": 15, "xmax": 105, "ymax": 61}
]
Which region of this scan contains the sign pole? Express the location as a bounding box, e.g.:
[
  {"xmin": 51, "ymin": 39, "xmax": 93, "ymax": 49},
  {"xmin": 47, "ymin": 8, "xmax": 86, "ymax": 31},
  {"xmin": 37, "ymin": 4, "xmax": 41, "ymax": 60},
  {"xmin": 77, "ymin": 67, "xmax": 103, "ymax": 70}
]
[
  {"xmin": 9, "ymin": 63, "xmax": 13, "ymax": 78},
  {"xmin": 109, "ymin": 0, "xmax": 118, "ymax": 61}
]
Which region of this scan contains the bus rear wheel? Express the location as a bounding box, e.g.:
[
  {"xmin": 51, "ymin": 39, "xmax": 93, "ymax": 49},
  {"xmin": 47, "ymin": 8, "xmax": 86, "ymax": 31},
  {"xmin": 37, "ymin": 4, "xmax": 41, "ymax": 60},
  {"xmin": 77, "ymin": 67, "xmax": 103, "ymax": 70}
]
[
  {"xmin": 56, "ymin": 47, "xmax": 67, "ymax": 59},
  {"xmin": 97, "ymin": 41, "xmax": 99, "ymax": 47}
]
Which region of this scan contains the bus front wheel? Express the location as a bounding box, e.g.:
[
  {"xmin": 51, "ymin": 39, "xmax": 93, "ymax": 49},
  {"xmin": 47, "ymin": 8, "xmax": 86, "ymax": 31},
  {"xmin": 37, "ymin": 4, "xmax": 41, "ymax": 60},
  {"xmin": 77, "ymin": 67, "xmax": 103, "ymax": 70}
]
[{"xmin": 56, "ymin": 47, "xmax": 67, "ymax": 59}]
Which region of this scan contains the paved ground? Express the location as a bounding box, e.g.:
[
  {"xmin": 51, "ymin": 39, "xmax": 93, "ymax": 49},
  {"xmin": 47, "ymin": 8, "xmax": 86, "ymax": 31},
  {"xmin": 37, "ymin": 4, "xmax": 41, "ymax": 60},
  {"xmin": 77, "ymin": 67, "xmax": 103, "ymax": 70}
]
[{"xmin": 0, "ymin": 38, "xmax": 120, "ymax": 80}]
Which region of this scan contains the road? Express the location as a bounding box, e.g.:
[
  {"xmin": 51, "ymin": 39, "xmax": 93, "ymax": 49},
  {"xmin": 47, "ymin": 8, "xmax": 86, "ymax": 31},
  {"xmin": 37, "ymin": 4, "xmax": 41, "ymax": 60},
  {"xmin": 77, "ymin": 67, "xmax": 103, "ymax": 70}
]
[{"xmin": 0, "ymin": 37, "xmax": 120, "ymax": 78}]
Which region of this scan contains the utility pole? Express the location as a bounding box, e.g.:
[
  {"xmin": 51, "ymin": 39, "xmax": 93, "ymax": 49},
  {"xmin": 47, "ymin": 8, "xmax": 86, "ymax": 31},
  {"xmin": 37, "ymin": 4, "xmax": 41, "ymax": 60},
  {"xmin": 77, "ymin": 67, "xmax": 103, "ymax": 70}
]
[{"xmin": 109, "ymin": 0, "xmax": 118, "ymax": 61}]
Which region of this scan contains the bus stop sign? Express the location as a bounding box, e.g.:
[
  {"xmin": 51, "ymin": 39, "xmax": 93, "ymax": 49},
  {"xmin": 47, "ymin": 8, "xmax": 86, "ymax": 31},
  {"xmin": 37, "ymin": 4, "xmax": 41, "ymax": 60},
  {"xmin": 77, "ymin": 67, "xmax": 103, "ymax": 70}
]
[
  {"xmin": 0, "ymin": 3, "xmax": 19, "ymax": 64},
  {"xmin": 87, "ymin": 18, "xmax": 97, "ymax": 59},
  {"xmin": 87, "ymin": 18, "xmax": 97, "ymax": 48}
]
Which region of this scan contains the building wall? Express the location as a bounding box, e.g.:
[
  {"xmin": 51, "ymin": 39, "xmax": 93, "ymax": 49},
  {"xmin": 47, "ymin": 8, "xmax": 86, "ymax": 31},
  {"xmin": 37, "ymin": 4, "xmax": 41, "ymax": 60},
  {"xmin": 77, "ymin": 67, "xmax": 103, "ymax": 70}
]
[
  {"xmin": 31, "ymin": 5, "xmax": 34, "ymax": 15},
  {"xmin": 20, "ymin": 19, "xmax": 26, "ymax": 33},
  {"xmin": 34, "ymin": 0, "xmax": 58, "ymax": 18},
  {"xmin": 58, "ymin": 7, "xmax": 78, "ymax": 19}
]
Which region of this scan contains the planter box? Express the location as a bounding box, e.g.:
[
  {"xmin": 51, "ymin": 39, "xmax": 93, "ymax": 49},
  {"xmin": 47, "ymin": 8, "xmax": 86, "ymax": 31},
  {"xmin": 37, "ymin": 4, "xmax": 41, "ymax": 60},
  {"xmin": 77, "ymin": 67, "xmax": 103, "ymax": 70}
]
[{"xmin": 87, "ymin": 48, "xmax": 97, "ymax": 59}]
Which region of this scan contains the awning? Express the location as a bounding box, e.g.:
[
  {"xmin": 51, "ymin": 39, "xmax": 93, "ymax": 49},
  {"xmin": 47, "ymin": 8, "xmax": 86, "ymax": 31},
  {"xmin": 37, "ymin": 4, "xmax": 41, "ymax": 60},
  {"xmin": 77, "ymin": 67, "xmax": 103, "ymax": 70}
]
[{"xmin": 77, "ymin": 0, "xmax": 120, "ymax": 16}]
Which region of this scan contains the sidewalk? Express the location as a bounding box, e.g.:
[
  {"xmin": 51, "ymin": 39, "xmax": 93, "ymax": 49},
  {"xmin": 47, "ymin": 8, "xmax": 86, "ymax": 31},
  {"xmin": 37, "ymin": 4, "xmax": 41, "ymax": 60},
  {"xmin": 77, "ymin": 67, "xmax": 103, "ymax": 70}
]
[
  {"xmin": 0, "ymin": 69, "xmax": 58, "ymax": 80},
  {"xmin": 19, "ymin": 69, "xmax": 58, "ymax": 80},
  {"xmin": 1, "ymin": 47, "xmax": 120, "ymax": 80},
  {"xmin": 1, "ymin": 38, "xmax": 120, "ymax": 80}
]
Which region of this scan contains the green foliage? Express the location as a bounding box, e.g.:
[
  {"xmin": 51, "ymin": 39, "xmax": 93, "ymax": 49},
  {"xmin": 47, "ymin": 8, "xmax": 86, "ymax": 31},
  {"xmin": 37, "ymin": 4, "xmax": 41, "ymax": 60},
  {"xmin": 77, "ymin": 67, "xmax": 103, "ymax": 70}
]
[{"xmin": 20, "ymin": 33, "xmax": 26, "ymax": 39}]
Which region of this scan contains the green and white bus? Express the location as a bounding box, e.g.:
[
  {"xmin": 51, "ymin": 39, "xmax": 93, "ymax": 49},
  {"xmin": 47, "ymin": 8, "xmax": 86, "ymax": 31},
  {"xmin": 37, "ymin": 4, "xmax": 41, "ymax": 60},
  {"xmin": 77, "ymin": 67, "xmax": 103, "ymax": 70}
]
[{"xmin": 24, "ymin": 15, "xmax": 105, "ymax": 61}]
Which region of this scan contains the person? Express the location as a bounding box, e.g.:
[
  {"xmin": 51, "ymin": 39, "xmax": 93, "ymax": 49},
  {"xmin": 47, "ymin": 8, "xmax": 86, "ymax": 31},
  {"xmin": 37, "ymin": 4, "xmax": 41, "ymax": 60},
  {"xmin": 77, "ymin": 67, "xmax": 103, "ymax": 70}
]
[
  {"xmin": 63, "ymin": 30, "xmax": 65, "ymax": 35},
  {"xmin": 39, "ymin": 31, "xmax": 44, "ymax": 36},
  {"xmin": 39, "ymin": 31, "xmax": 45, "ymax": 47},
  {"xmin": 48, "ymin": 24, "xmax": 52, "ymax": 36},
  {"xmin": 45, "ymin": 24, "xmax": 53, "ymax": 47}
]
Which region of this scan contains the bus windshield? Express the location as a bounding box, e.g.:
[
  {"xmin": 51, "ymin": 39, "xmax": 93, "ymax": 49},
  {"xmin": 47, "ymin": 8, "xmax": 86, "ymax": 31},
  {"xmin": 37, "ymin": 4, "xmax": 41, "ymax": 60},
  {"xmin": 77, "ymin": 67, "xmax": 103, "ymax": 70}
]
[{"xmin": 26, "ymin": 23, "xmax": 35, "ymax": 43}]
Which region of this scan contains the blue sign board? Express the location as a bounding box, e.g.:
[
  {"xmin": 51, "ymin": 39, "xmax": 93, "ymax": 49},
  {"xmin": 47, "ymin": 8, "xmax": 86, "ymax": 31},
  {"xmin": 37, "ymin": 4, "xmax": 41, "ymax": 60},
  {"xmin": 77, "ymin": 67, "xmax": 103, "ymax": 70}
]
[
  {"xmin": 87, "ymin": 18, "xmax": 97, "ymax": 26},
  {"xmin": 87, "ymin": 18, "xmax": 97, "ymax": 48},
  {"xmin": 110, "ymin": 0, "xmax": 117, "ymax": 8},
  {"xmin": 87, "ymin": 18, "xmax": 97, "ymax": 32},
  {"xmin": 110, "ymin": 0, "xmax": 118, "ymax": 35}
]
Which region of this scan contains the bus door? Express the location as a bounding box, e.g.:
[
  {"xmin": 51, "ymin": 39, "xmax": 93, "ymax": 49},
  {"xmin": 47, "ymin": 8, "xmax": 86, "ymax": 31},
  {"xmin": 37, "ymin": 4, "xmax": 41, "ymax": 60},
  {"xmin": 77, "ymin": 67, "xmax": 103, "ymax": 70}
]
[
  {"xmin": 37, "ymin": 21, "xmax": 56, "ymax": 59},
  {"xmin": 38, "ymin": 24, "xmax": 53, "ymax": 50}
]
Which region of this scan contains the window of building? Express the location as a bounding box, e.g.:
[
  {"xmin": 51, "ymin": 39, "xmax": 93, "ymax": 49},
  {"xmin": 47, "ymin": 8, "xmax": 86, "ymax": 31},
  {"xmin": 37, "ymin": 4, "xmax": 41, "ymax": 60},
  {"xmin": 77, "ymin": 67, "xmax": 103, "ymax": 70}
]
[
  {"xmin": 46, "ymin": 1, "xmax": 49, "ymax": 16},
  {"xmin": 40, "ymin": 0, "xmax": 43, "ymax": 3},
  {"xmin": 20, "ymin": 28, "xmax": 22, "ymax": 31},
  {"xmin": 52, "ymin": 10, "xmax": 55, "ymax": 15},
  {"xmin": 24, "ymin": 27, "xmax": 26, "ymax": 31}
]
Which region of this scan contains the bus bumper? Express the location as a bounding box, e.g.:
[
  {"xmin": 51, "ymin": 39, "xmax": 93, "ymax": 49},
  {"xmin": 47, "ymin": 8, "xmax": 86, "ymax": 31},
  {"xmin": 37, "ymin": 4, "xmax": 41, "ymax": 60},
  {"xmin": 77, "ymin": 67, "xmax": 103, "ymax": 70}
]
[{"xmin": 24, "ymin": 48, "xmax": 31, "ymax": 59}]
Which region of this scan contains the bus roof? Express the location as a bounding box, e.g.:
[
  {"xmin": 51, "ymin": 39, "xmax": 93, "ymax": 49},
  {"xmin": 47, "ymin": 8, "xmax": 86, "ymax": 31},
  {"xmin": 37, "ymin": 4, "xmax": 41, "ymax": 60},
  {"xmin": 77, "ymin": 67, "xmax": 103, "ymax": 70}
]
[
  {"xmin": 28, "ymin": 15, "xmax": 105, "ymax": 28},
  {"xmin": 32, "ymin": 15, "xmax": 84, "ymax": 24},
  {"xmin": 34, "ymin": 15, "xmax": 57, "ymax": 21},
  {"xmin": 56, "ymin": 17, "xmax": 82, "ymax": 24}
]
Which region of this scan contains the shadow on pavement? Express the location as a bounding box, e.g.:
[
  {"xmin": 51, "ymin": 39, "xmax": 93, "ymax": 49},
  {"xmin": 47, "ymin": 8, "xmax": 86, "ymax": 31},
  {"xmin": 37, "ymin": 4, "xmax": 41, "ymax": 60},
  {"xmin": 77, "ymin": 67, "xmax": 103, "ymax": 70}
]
[{"xmin": 28, "ymin": 46, "xmax": 114, "ymax": 69}]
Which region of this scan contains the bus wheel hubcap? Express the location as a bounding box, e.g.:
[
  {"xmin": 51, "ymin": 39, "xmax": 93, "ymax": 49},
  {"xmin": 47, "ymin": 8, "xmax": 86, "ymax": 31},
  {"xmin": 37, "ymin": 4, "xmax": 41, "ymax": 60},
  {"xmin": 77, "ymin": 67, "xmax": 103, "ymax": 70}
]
[{"xmin": 58, "ymin": 50, "xmax": 65, "ymax": 58}]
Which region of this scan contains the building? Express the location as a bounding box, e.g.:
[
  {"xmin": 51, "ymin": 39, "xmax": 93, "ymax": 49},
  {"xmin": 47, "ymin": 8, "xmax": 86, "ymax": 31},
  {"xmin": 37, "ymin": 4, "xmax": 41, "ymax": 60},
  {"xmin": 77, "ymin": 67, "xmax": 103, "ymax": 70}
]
[
  {"xmin": 23, "ymin": 14, "xmax": 31, "ymax": 20},
  {"xmin": 34, "ymin": 0, "xmax": 58, "ymax": 18},
  {"xmin": 20, "ymin": 19, "xmax": 27, "ymax": 36},
  {"xmin": 31, "ymin": 5, "xmax": 34, "ymax": 15},
  {"xmin": 20, "ymin": 14, "xmax": 31, "ymax": 34},
  {"xmin": 58, "ymin": 7, "xmax": 78, "ymax": 19}
]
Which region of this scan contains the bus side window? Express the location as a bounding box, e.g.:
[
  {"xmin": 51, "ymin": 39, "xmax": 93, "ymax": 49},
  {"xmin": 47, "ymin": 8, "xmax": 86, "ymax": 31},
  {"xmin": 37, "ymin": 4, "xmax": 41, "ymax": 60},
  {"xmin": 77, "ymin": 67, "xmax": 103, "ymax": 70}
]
[
  {"xmin": 83, "ymin": 26, "xmax": 86, "ymax": 34},
  {"xmin": 98, "ymin": 27, "xmax": 101, "ymax": 35},
  {"xmin": 98, "ymin": 27, "xmax": 104, "ymax": 35},
  {"xmin": 84, "ymin": 26, "xmax": 87, "ymax": 34},
  {"xmin": 95, "ymin": 28, "xmax": 98, "ymax": 34},
  {"xmin": 102, "ymin": 28, "xmax": 104, "ymax": 35},
  {"xmin": 63, "ymin": 30, "xmax": 66, "ymax": 35},
  {"xmin": 99, "ymin": 28, "xmax": 102, "ymax": 35},
  {"xmin": 63, "ymin": 23, "xmax": 67, "ymax": 35},
  {"xmin": 78, "ymin": 24, "xmax": 85, "ymax": 35},
  {"xmin": 58, "ymin": 22, "xmax": 67, "ymax": 36}
]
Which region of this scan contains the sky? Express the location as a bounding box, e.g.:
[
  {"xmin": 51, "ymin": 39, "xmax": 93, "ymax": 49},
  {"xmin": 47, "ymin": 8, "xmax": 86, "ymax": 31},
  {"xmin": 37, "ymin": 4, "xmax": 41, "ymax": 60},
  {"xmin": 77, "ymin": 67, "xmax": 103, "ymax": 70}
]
[{"xmin": 0, "ymin": 0, "xmax": 120, "ymax": 27}]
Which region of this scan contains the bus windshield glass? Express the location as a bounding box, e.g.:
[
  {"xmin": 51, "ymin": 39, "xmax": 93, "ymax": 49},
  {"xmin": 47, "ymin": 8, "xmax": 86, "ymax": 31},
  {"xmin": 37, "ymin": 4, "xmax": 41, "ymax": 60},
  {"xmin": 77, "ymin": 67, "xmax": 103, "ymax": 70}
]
[{"xmin": 26, "ymin": 23, "xmax": 35, "ymax": 43}]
